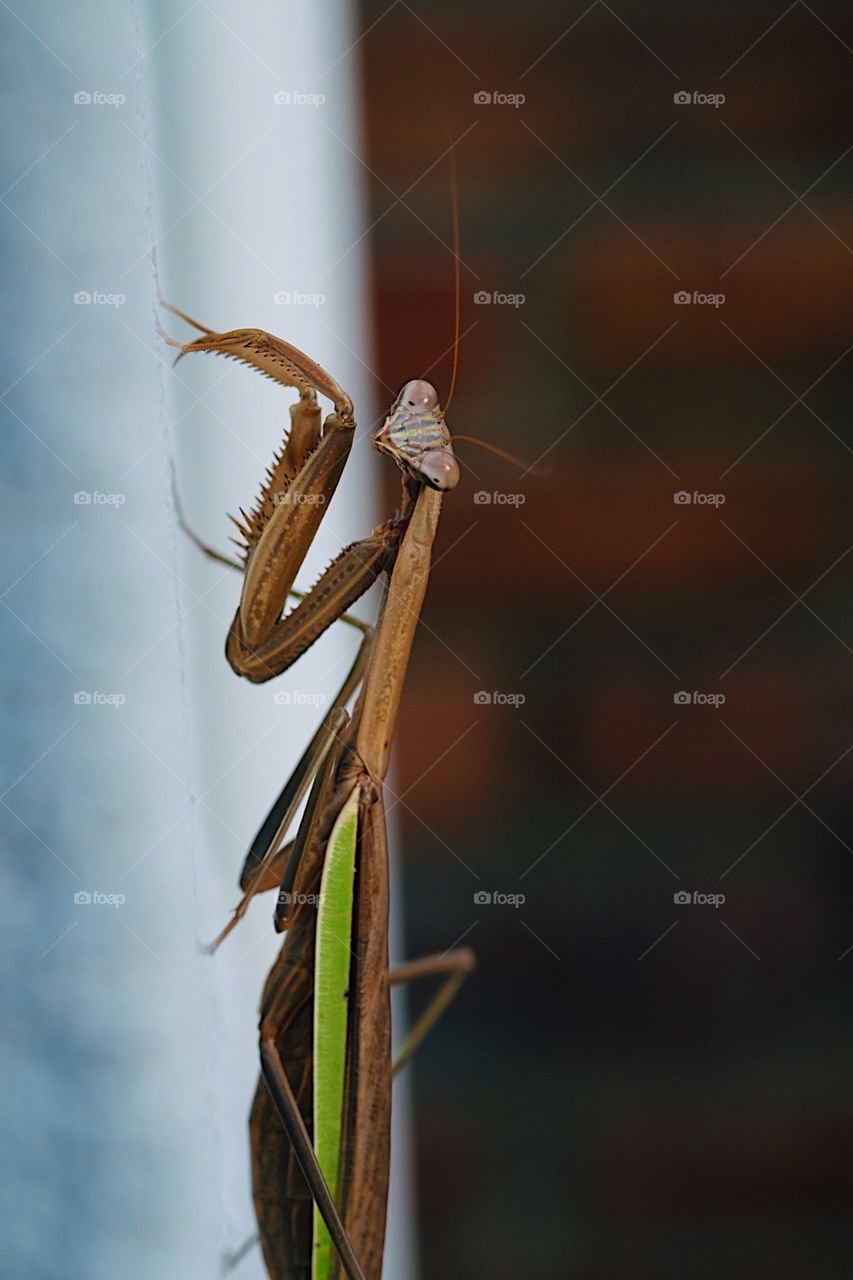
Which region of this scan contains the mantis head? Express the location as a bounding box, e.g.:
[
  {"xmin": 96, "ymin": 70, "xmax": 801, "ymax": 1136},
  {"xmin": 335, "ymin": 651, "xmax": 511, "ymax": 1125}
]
[{"xmin": 374, "ymin": 379, "xmax": 460, "ymax": 493}]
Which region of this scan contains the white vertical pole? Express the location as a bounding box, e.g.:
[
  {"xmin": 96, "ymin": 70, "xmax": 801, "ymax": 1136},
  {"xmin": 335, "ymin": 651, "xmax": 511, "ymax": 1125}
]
[{"xmin": 144, "ymin": 2, "xmax": 417, "ymax": 1275}]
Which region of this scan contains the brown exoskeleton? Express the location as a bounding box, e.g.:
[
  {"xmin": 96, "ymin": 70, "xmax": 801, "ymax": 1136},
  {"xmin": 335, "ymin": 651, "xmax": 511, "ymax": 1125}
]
[{"xmin": 162, "ymin": 300, "xmax": 476, "ymax": 1280}]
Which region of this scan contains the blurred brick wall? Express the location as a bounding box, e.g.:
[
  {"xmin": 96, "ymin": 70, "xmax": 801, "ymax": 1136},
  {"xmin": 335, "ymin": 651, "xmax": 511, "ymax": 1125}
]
[{"xmin": 356, "ymin": 3, "xmax": 853, "ymax": 1277}]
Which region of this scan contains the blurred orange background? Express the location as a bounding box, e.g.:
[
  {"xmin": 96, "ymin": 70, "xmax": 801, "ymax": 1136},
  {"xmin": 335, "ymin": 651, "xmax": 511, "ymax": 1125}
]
[{"xmin": 357, "ymin": 3, "xmax": 853, "ymax": 1276}]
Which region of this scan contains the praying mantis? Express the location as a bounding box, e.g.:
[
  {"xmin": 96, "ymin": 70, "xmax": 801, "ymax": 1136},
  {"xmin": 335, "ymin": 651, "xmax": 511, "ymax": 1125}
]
[{"xmin": 161, "ymin": 289, "xmax": 479, "ymax": 1279}]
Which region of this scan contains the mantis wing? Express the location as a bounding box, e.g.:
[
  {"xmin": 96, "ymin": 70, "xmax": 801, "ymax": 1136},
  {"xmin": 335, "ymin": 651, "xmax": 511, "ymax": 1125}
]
[{"xmin": 313, "ymin": 786, "xmax": 359, "ymax": 1280}]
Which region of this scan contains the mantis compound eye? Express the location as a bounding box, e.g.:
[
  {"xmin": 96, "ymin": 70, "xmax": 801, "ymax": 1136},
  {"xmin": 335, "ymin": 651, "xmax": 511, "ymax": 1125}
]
[
  {"xmin": 418, "ymin": 449, "xmax": 460, "ymax": 492},
  {"xmin": 399, "ymin": 379, "xmax": 439, "ymax": 412}
]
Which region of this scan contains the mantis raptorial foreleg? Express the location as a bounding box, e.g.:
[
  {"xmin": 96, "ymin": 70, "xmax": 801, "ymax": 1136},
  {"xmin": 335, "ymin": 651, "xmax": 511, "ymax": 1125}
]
[
  {"xmin": 161, "ymin": 313, "xmax": 400, "ymax": 685},
  {"xmin": 171, "ymin": 468, "xmax": 372, "ymax": 634}
]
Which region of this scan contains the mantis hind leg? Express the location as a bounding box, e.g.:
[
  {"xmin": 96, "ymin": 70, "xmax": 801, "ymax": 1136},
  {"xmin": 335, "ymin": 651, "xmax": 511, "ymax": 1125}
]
[
  {"xmin": 226, "ymin": 945, "xmax": 476, "ymax": 1275},
  {"xmin": 390, "ymin": 947, "xmax": 477, "ymax": 1075},
  {"xmin": 258, "ymin": 1038, "xmax": 367, "ymax": 1280},
  {"xmin": 253, "ymin": 901, "xmax": 371, "ymax": 1280}
]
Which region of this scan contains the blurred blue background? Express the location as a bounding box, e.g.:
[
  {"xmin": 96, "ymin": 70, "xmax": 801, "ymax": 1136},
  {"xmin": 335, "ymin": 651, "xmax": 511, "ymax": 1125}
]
[{"xmin": 0, "ymin": 3, "xmax": 415, "ymax": 1278}]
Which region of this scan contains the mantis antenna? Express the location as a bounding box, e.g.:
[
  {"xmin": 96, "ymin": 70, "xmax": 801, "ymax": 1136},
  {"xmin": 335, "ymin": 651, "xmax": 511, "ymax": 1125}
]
[
  {"xmin": 444, "ymin": 143, "xmax": 462, "ymax": 415},
  {"xmin": 442, "ymin": 144, "xmax": 543, "ymax": 476}
]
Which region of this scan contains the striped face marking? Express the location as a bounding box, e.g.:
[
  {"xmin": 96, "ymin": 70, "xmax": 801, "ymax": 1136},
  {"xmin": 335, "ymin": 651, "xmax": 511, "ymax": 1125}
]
[{"xmin": 373, "ymin": 380, "xmax": 460, "ymax": 492}]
